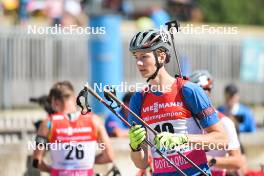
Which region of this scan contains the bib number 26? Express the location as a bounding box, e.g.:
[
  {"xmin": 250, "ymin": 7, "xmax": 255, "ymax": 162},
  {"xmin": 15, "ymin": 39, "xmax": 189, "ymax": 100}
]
[{"xmin": 65, "ymin": 144, "xmax": 84, "ymax": 160}]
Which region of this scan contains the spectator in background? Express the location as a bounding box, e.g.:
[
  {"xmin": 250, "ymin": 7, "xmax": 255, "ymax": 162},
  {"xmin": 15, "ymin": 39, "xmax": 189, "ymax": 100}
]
[
  {"xmin": 136, "ymin": 17, "xmax": 154, "ymax": 31},
  {"xmin": 19, "ymin": 0, "xmax": 29, "ymax": 25},
  {"xmin": 62, "ymin": 0, "xmax": 85, "ymax": 27},
  {"xmin": 1, "ymin": 0, "xmax": 19, "ymax": 12},
  {"xmin": 218, "ymin": 84, "xmax": 256, "ymax": 133},
  {"xmin": 167, "ymin": 0, "xmax": 203, "ymax": 23},
  {"xmin": 45, "ymin": 0, "xmax": 64, "ymax": 26},
  {"xmin": 26, "ymin": 0, "xmax": 46, "ymax": 18},
  {"xmin": 167, "ymin": 0, "xmax": 194, "ymax": 21},
  {"xmin": 150, "ymin": 6, "xmax": 170, "ymax": 28},
  {"xmin": 104, "ymin": 92, "xmax": 133, "ymax": 137},
  {"xmin": 1, "ymin": 0, "xmax": 19, "ymax": 24}
]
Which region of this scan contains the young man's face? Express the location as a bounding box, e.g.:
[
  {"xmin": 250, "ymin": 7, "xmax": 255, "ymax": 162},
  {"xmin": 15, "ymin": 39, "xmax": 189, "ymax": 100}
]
[
  {"xmin": 133, "ymin": 51, "xmax": 157, "ymax": 78},
  {"xmin": 225, "ymin": 93, "xmax": 239, "ymax": 108}
]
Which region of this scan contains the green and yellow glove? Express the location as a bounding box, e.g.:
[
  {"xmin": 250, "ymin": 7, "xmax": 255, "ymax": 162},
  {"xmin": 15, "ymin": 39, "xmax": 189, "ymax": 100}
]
[
  {"xmin": 129, "ymin": 125, "xmax": 146, "ymax": 151},
  {"xmin": 154, "ymin": 132, "xmax": 188, "ymax": 151}
]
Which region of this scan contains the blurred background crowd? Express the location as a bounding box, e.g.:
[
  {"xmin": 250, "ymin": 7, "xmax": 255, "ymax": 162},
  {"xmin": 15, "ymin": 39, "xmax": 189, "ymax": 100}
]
[
  {"xmin": 1, "ymin": 0, "xmax": 264, "ymax": 27},
  {"xmin": 0, "ymin": 0, "xmax": 264, "ymax": 176}
]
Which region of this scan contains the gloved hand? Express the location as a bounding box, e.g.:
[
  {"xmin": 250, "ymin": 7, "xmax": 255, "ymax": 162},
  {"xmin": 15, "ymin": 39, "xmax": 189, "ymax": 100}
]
[
  {"xmin": 129, "ymin": 125, "xmax": 146, "ymax": 151},
  {"xmin": 154, "ymin": 132, "xmax": 188, "ymax": 151}
]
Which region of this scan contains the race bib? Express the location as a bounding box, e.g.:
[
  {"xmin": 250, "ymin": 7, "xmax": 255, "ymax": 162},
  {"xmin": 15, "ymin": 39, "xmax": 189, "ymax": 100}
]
[{"xmin": 50, "ymin": 141, "xmax": 97, "ymax": 170}]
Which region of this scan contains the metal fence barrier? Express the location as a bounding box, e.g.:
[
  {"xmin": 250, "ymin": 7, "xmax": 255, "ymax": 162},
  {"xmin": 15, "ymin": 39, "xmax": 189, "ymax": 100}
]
[{"xmin": 0, "ymin": 27, "xmax": 264, "ymax": 109}]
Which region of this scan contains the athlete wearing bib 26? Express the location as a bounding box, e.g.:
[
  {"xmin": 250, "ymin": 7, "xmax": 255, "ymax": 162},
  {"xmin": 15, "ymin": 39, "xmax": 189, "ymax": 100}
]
[
  {"xmin": 33, "ymin": 81, "xmax": 113, "ymax": 176},
  {"xmin": 128, "ymin": 29, "xmax": 228, "ymax": 176}
]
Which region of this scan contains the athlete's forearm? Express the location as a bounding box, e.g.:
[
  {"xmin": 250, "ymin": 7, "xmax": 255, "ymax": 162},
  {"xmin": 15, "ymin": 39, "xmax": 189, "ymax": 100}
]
[
  {"xmin": 38, "ymin": 161, "xmax": 51, "ymax": 173},
  {"xmin": 213, "ymin": 155, "xmax": 242, "ymax": 170},
  {"xmin": 130, "ymin": 144, "xmax": 149, "ymax": 169},
  {"xmin": 94, "ymin": 116, "xmax": 114, "ymax": 164},
  {"xmin": 95, "ymin": 153, "xmax": 106, "ymax": 164},
  {"xmin": 94, "ymin": 143, "xmax": 114, "ymax": 164},
  {"xmin": 95, "ymin": 151, "xmax": 113, "ymax": 164},
  {"xmin": 188, "ymin": 131, "xmax": 228, "ymax": 150},
  {"xmin": 208, "ymin": 149, "xmax": 243, "ymax": 170},
  {"xmin": 33, "ymin": 144, "xmax": 50, "ymax": 173}
]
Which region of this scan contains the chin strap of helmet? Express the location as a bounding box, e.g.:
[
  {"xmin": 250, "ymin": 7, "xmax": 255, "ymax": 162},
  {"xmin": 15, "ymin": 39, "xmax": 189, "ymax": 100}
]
[{"xmin": 146, "ymin": 50, "xmax": 163, "ymax": 82}]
